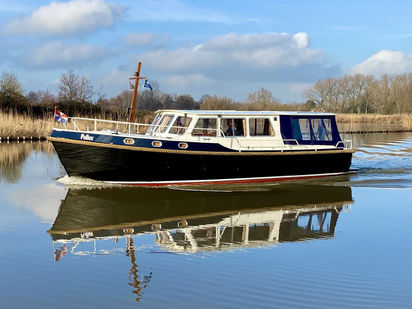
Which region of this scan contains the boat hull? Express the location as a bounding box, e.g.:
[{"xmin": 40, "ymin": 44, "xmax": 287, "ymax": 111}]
[{"xmin": 50, "ymin": 137, "xmax": 354, "ymax": 186}]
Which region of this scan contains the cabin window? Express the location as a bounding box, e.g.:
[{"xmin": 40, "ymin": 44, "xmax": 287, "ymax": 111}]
[
  {"xmin": 192, "ymin": 118, "xmax": 217, "ymax": 136},
  {"xmin": 249, "ymin": 118, "xmax": 274, "ymax": 136},
  {"xmin": 220, "ymin": 118, "xmax": 245, "ymax": 137},
  {"xmin": 156, "ymin": 114, "xmax": 174, "ymax": 133},
  {"xmin": 169, "ymin": 116, "xmax": 192, "ymax": 135},
  {"xmin": 311, "ymin": 118, "xmax": 333, "ymax": 141},
  {"xmin": 292, "ymin": 118, "xmax": 311, "ymax": 140}
]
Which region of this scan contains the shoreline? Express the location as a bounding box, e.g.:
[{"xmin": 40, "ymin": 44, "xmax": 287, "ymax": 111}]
[{"xmin": 1, "ymin": 112, "xmax": 412, "ymax": 140}]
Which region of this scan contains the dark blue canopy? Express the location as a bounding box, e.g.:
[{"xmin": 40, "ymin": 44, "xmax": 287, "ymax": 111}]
[{"xmin": 280, "ymin": 115, "xmax": 342, "ymax": 146}]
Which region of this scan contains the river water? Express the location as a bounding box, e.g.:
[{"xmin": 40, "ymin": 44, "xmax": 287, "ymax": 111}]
[{"xmin": 0, "ymin": 133, "xmax": 411, "ymax": 308}]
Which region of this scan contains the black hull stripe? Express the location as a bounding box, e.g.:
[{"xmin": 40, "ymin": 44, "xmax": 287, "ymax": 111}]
[{"xmin": 49, "ymin": 136, "xmax": 355, "ymax": 156}]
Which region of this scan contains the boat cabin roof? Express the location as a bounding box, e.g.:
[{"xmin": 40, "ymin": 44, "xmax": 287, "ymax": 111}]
[{"xmin": 155, "ymin": 109, "xmax": 336, "ymax": 117}]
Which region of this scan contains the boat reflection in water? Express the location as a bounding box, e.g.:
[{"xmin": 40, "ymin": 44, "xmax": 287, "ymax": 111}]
[
  {"xmin": 49, "ymin": 183, "xmax": 353, "ymax": 253},
  {"xmin": 49, "ymin": 183, "xmax": 352, "ymax": 301}
]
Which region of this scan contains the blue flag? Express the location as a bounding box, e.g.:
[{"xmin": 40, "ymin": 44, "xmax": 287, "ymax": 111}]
[{"xmin": 144, "ymin": 79, "xmax": 153, "ymax": 91}]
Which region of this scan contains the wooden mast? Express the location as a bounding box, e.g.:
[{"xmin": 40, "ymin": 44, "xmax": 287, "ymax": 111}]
[{"xmin": 128, "ymin": 61, "xmax": 146, "ymax": 122}]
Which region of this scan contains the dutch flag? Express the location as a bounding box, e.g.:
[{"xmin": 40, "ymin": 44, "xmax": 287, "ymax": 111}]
[{"xmin": 54, "ymin": 109, "xmax": 68, "ymax": 124}]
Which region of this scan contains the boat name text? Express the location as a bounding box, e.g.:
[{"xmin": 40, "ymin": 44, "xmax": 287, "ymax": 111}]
[{"xmin": 80, "ymin": 134, "xmax": 94, "ymax": 141}]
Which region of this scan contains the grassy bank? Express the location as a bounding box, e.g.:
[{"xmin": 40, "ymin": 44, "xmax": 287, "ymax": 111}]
[{"xmin": 336, "ymin": 114, "xmax": 412, "ymax": 133}]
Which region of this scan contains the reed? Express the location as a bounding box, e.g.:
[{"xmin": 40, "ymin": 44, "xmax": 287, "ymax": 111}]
[
  {"xmin": 336, "ymin": 113, "xmax": 412, "ymax": 133},
  {"xmin": 1, "ymin": 111, "xmax": 412, "ymax": 138},
  {"xmin": 0, "ymin": 111, "xmax": 55, "ymax": 139}
]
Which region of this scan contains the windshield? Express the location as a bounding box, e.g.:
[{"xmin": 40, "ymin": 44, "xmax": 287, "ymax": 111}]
[{"xmin": 146, "ymin": 114, "xmax": 161, "ymax": 135}]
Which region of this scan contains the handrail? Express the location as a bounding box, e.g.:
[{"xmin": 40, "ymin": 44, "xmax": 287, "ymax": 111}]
[
  {"xmin": 191, "ymin": 127, "xmax": 219, "ymax": 137},
  {"xmin": 67, "ymin": 117, "xmax": 152, "ymax": 135},
  {"xmin": 335, "ymin": 139, "xmax": 352, "ymax": 149},
  {"xmin": 64, "ymin": 117, "xmax": 196, "ymax": 137},
  {"xmin": 282, "ymin": 139, "xmax": 300, "ymax": 145}
]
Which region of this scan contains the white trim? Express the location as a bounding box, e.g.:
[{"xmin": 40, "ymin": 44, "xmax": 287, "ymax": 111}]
[{"xmin": 155, "ymin": 109, "xmax": 336, "ymax": 116}]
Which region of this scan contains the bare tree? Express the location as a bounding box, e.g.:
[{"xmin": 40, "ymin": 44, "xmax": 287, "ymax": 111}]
[
  {"xmin": 58, "ymin": 70, "xmax": 94, "ymax": 102},
  {"xmin": 27, "ymin": 89, "xmax": 56, "ymax": 106},
  {"xmin": 244, "ymin": 88, "xmax": 281, "ymax": 110},
  {"xmin": 200, "ymin": 95, "xmax": 237, "ymax": 110},
  {"xmin": 174, "ymin": 94, "xmax": 195, "ymax": 109},
  {"xmin": 304, "ymin": 78, "xmax": 337, "ymax": 111}
]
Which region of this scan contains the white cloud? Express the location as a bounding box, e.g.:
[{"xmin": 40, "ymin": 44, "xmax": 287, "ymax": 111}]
[
  {"xmin": 293, "ymin": 32, "xmax": 309, "ymax": 48},
  {"xmin": 136, "ymin": 32, "xmax": 339, "ymax": 101},
  {"xmin": 26, "ymin": 41, "xmax": 109, "ymax": 68},
  {"xmin": 142, "ymin": 32, "xmax": 338, "ymax": 81},
  {"xmin": 350, "ymin": 50, "xmax": 412, "ymax": 75},
  {"xmin": 6, "ymin": 183, "xmax": 66, "ymax": 223},
  {"xmin": 165, "ymin": 74, "xmax": 212, "ymax": 88},
  {"xmin": 101, "ymin": 68, "xmax": 130, "ymax": 88},
  {"xmin": 3, "ymin": 0, "xmax": 124, "ymax": 36},
  {"xmin": 124, "ymin": 32, "xmax": 170, "ymax": 49}
]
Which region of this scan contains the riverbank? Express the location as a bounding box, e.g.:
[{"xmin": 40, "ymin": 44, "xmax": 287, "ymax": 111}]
[
  {"xmin": 1, "ymin": 112, "xmax": 412, "ymax": 140},
  {"xmin": 336, "ymin": 113, "xmax": 412, "ymax": 133},
  {"xmin": 0, "ymin": 112, "xmax": 54, "ymax": 141}
]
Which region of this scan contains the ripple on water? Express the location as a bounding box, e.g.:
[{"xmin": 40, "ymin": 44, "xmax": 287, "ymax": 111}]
[{"xmin": 349, "ymin": 133, "xmax": 412, "ymax": 188}]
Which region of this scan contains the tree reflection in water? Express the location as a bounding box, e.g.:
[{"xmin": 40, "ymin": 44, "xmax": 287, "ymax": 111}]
[{"xmin": 0, "ymin": 142, "xmax": 54, "ymax": 183}]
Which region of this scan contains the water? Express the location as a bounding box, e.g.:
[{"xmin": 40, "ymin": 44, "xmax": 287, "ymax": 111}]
[{"xmin": 1, "ymin": 133, "xmax": 411, "ymax": 308}]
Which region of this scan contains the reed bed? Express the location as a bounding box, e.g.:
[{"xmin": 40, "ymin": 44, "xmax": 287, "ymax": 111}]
[
  {"xmin": 336, "ymin": 113, "xmax": 412, "ymax": 133},
  {"xmin": 1, "ymin": 111, "xmax": 412, "ymax": 138},
  {"xmin": 0, "ymin": 112, "xmax": 55, "ymax": 140}
]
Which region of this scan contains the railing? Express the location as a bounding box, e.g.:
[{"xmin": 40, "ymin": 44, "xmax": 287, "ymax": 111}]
[
  {"xmin": 57, "ymin": 118, "xmax": 353, "ymax": 150},
  {"xmin": 282, "ymin": 139, "xmax": 300, "ymax": 145},
  {"xmin": 66, "ymin": 117, "xmax": 151, "ymax": 135},
  {"xmin": 60, "ymin": 117, "xmax": 199, "ymax": 136},
  {"xmin": 335, "ymin": 140, "xmax": 352, "ymax": 149}
]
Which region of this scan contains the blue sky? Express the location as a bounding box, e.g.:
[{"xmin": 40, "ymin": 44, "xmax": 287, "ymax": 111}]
[{"xmin": 1, "ymin": 0, "xmax": 412, "ymax": 102}]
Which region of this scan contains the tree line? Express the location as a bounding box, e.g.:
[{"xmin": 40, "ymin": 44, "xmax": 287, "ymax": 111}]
[
  {"xmin": 0, "ymin": 70, "xmax": 303, "ymax": 121},
  {"xmin": 1, "ymin": 70, "xmax": 411, "ymax": 120},
  {"xmin": 304, "ymin": 74, "xmax": 412, "ymax": 114}
]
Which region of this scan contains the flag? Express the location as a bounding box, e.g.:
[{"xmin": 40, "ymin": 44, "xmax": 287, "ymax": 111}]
[
  {"xmin": 144, "ymin": 79, "xmax": 153, "ymax": 91},
  {"xmin": 55, "ymin": 109, "xmax": 68, "ymax": 124}
]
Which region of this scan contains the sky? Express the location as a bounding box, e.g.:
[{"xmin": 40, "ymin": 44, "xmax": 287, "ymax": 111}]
[{"xmin": 1, "ymin": 0, "xmax": 412, "ymax": 103}]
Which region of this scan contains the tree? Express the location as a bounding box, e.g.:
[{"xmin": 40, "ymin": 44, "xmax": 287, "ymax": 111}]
[
  {"xmin": 0, "ymin": 72, "xmax": 28, "ymax": 112},
  {"xmin": 58, "ymin": 70, "xmax": 94, "ymax": 102},
  {"xmin": 304, "ymin": 78, "xmax": 337, "ymax": 111},
  {"xmin": 243, "ymin": 88, "xmax": 281, "ymax": 110},
  {"xmin": 200, "ymin": 95, "xmax": 238, "ymax": 110},
  {"xmin": 0, "ymin": 72, "xmax": 22, "ymax": 97},
  {"xmin": 26, "ymin": 90, "xmax": 56, "ymax": 106},
  {"xmin": 174, "ymin": 94, "xmax": 195, "ymax": 109}
]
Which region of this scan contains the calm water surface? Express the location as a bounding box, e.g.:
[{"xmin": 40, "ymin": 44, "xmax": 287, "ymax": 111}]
[{"xmin": 0, "ymin": 133, "xmax": 411, "ymax": 308}]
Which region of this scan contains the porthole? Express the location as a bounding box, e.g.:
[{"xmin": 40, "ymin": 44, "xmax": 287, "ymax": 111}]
[
  {"xmin": 123, "ymin": 138, "xmax": 135, "ymax": 145},
  {"xmin": 178, "ymin": 142, "xmax": 188, "ymax": 149},
  {"xmin": 152, "ymin": 141, "xmax": 162, "ymax": 147}
]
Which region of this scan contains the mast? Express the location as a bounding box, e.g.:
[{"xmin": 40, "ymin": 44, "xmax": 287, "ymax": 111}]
[{"xmin": 128, "ymin": 61, "xmax": 146, "ymax": 122}]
